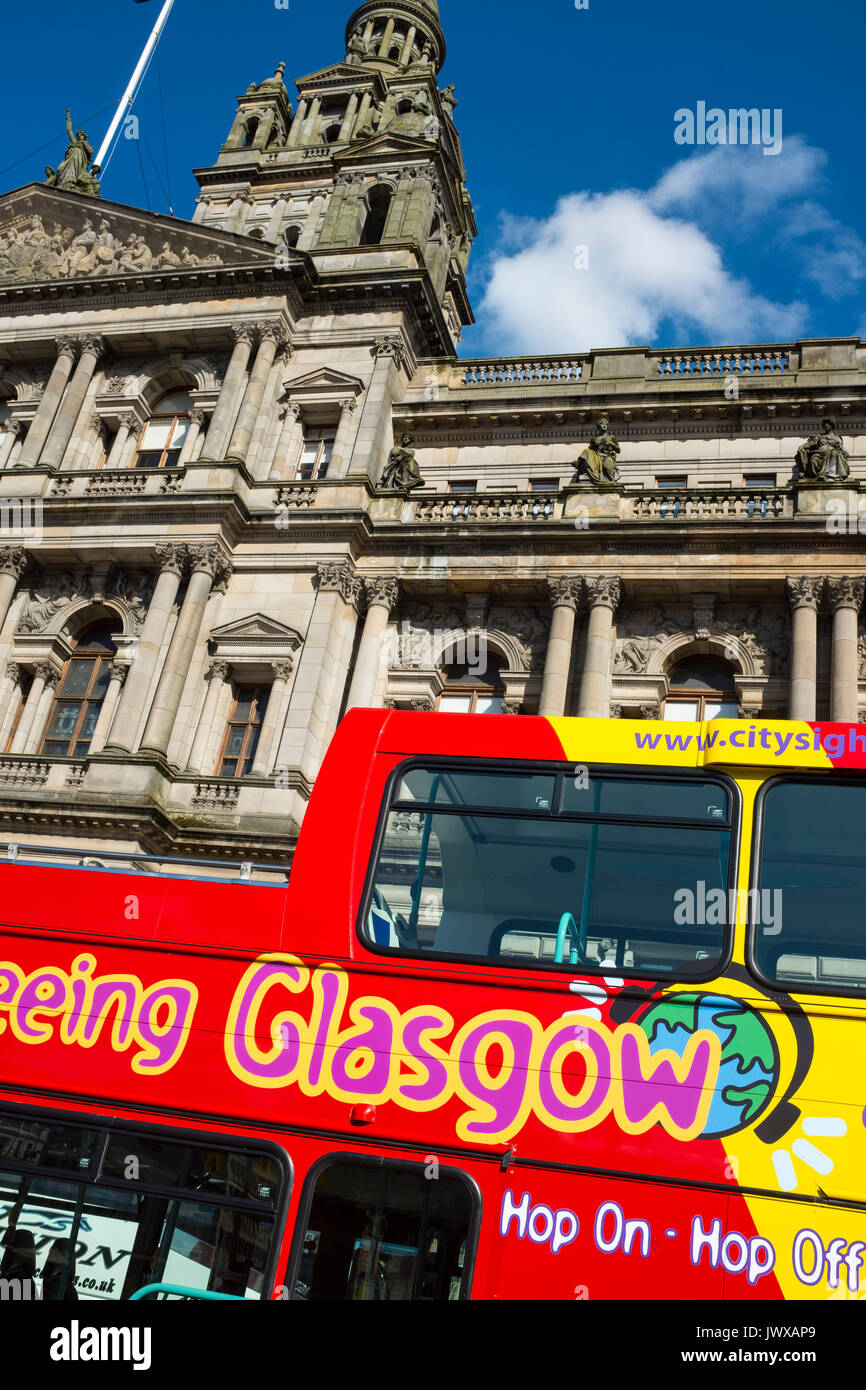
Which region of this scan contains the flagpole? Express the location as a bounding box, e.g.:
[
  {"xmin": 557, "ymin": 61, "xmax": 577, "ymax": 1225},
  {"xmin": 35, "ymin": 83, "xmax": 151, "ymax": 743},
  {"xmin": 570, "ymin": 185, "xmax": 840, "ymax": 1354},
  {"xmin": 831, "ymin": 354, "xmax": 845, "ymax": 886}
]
[{"xmin": 93, "ymin": 0, "xmax": 176, "ymax": 174}]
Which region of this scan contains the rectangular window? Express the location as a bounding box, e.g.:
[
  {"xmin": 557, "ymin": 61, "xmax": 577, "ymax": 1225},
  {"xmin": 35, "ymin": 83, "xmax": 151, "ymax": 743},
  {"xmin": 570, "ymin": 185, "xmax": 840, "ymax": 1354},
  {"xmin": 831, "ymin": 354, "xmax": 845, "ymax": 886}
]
[
  {"xmin": 292, "ymin": 1157, "xmax": 477, "ymax": 1301},
  {"xmin": 296, "ymin": 429, "xmax": 335, "ymax": 482},
  {"xmin": 530, "ymin": 478, "xmax": 559, "ymax": 491},
  {"xmin": 218, "ymin": 686, "xmax": 270, "ymax": 778},
  {"xmin": 753, "ymin": 779, "xmax": 866, "ymax": 994},
  {"xmin": 448, "ymin": 481, "xmax": 478, "ymax": 494},
  {"xmin": 364, "ymin": 764, "xmax": 733, "ymax": 977},
  {"xmin": 743, "ymin": 474, "xmax": 776, "ymax": 488},
  {"xmin": 0, "ymin": 1108, "xmax": 286, "ymax": 1301},
  {"xmin": 656, "ymin": 476, "xmax": 688, "ymax": 489}
]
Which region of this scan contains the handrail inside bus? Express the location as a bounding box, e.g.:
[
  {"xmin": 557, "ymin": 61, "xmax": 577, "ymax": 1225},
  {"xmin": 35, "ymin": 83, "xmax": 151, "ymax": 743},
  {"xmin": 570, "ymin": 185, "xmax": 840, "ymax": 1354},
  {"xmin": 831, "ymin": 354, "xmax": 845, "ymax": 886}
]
[
  {"xmin": 129, "ymin": 1283, "xmax": 248, "ymax": 1301},
  {"xmin": 0, "ymin": 839, "xmax": 289, "ymax": 886},
  {"xmin": 554, "ymin": 911, "xmax": 586, "ymax": 965}
]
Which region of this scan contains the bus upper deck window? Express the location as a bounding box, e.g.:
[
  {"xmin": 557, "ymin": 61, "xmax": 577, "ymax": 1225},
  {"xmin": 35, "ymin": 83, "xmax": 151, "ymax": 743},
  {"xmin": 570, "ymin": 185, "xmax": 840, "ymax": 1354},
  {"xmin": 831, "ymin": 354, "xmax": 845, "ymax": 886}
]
[
  {"xmin": 364, "ymin": 765, "xmax": 734, "ymax": 980},
  {"xmin": 754, "ymin": 779, "xmax": 866, "ymax": 995}
]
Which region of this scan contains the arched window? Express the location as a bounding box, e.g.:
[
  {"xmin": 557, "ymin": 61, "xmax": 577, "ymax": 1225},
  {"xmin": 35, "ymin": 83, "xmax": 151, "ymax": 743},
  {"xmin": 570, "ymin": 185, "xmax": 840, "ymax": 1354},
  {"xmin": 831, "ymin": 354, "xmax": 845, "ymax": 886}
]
[
  {"xmin": 243, "ymin": 117, "xmax": 260, "ymax": 148},
  {"xmin": 663, "ymin": 658, "xmax": 739, "ymax": 722},
  {"xmin": 324, "ymin": 123, "xmax": 342, "ymax": 144},
  {"xmin": 438, "ymin": 656, "xmax": 505, "ymax": 714},
  {"xmin": 360, "ymin": 186, "xmax": 392, "ymax": 246},
  {"xmin": 41, "ymin": 622, "xmax": 118, "ymax": 757},
  {"xmin": 218, "ymin": 684, "xmax": 270, "ymax": 777},
  {"xmin": 134, "ymin": 390, "xmax": 192, "ymax": 469},
  {"xmin": 283, "ymin": 226, "xmax": 301, "ymax": 250}
]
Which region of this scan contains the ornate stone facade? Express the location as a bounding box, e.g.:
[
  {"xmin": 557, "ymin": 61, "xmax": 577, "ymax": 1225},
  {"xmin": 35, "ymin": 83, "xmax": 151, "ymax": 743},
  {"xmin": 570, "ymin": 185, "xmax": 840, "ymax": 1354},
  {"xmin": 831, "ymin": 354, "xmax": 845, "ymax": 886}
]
[{"xmin": 0, "ymin": 1, "xmax": 862, "ymax": 870}]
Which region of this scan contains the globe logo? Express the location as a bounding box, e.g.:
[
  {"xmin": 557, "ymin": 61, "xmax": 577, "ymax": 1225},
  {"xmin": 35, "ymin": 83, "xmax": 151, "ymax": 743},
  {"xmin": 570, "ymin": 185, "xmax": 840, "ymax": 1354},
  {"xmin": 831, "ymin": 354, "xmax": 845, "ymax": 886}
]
[{"xmin": 637, "ymin": 992, "xmax": 780, "ymax": 1138}]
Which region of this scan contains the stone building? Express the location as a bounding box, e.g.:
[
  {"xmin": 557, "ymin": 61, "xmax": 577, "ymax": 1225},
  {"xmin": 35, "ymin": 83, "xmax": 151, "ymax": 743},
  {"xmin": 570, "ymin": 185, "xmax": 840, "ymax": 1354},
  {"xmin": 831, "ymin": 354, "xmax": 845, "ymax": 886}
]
[{"xmin": 0, "ymin": 0, "xmax": 864, "ymax": 869}]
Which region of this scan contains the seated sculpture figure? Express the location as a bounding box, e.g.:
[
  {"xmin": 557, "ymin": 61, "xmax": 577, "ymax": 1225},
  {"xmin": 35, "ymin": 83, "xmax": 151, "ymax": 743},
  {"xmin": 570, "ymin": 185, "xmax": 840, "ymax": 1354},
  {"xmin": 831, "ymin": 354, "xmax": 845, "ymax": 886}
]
[
  {"xmin": 795, "ymin": 418, "xmax": 850, "ymax": 483},
  {"xmin": 574, "ymin": 415, "xmax": 621, "ymax": 484},
  {"xmin": 380, "ymin": 433, "xmax": 423, "ymax": 491}
]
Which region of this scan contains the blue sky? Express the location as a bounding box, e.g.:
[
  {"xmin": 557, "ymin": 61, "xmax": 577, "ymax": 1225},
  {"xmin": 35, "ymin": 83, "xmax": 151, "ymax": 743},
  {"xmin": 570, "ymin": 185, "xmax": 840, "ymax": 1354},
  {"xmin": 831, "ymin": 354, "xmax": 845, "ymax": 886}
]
[{"xmin": 3, "ymin": 0, "xmax": 864, "ymax": 357}]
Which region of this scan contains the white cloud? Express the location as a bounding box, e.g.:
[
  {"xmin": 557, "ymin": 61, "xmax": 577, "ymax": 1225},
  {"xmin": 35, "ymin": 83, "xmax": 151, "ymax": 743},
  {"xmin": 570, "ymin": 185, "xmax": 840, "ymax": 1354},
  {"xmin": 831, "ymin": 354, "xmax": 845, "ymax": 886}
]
[
  {"xmin": 478, "ymin": 188, "xmax": 804, "ymax": 354},
  {"xmin": 474, "ymin": 137, "xmax": 859, "ymax": 354}
]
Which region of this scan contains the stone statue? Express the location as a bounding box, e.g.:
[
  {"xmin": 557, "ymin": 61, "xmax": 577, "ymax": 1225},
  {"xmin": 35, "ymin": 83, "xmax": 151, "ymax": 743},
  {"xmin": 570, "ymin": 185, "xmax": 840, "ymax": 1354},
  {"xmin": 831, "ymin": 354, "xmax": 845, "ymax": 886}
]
[
  {"xmin": 381, "ymin": 433, "xmax": 423, "ymax": 491},
  {"xmin": 440, "ymin": 84, "xmax": 458, "ymax": 116},
  {"xmin": 45, "ymin": 110, "xmax": 101, "ymax": 196},
  {"xmin": 346, "ymin": 30, "xmax": 367, "ymax": 65},
  {"xmin": 795, "ymin": 418, "xmax": 850, "ymax": 483},
  {"xmin": 574, "ymin": 415, "xmax": 621, "ymax": 484}
]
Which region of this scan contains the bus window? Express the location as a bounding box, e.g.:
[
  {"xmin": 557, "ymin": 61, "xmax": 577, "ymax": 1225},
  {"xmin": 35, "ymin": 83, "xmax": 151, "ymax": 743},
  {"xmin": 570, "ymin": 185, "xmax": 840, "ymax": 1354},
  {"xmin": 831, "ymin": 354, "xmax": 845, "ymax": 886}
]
[
  {"xmin": 292, "ymin": 1158, "xmax": 477, "ymax": 1301},
  {"xmin": 0, "ymin": 1109, "xmax": 287, "ymax": 1300},
  {"xmin": 754, "ymin": 779, "xmax": 866, "ymax": 994},
  {"xmin": 364, "ymin": 765, "xmax": 733, "ymax": 979}
]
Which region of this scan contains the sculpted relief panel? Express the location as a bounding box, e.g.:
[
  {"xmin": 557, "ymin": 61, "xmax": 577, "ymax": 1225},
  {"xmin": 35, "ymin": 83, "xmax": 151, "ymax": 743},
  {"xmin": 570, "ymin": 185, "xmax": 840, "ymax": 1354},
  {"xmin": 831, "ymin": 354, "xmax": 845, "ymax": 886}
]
[
  {"xmin": 614, "ymin": 604, "xmax": 789, "ymax": 678},
  {"xmin": 0, "ymin": 212, "xmax": 228, "ymax": 284}
]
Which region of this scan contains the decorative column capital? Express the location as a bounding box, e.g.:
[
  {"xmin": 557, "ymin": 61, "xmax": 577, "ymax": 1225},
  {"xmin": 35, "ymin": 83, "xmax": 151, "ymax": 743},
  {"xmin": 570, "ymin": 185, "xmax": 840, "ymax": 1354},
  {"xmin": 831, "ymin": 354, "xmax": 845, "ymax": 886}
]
[
  {"xmin": 271, "ymin": 657, "xmax": 295, "ymax": 682},
  {"xmin": 786, "ymin": 576, "xmax": 824, "ymax": 611},
  {"xmin": 109, "ymin": 660, "xmax": 130, "ymax": 686},
  {"xmin": 189, "ymin": 407, "xmax": 207, "ymax": 426},
  {"xmin": 365, "ymin": 577, "xmax": 400, "ymax": 612},
  {"xmin": 117, "ymin": 411, "xmax": 139, "ymax": 431},
  {"xmin": 373, "ymin": 335, "xmax": 408, "ymax": 371},
  {"xmin": 315, "ymin": 561, "xmax": 363, "ymax": 610},
  {"xmin": 547, "ymin": 577, "xmax": 583, "ymax": 612},
  {"xmin": 339, "ymin": 397, "xmax": 358, "ymax": 415},
  {"xmin": 827, "ymin": 577, "xmax": 865, "ymax": 614},
  {"xmin": 207, "ymin": 659, "xmax": 230, "ymax": 683},
  {"xmin": 86, "ymin": 414, "xmax": 104, "ymax": 436},
  {"xmin": 5, "ymin": 660, "xmax": 22, "ymax": 685},
  {"xmin": 79, "ymin": 333, "xmax": 105, "ymax": 360},
  {"xmin": 54, "ymin": 335, "xmax": 79, "ymax": 359},
  {"xmin": 154, "ymin": 542, "xmax": 187, "ymax": 577},
  {"xmin": 501, "ymin": 699, "xmax": 522, "ymax": 716},
  {"xmin": 639, "ymin": 703, "xmax": 660, "ymax": 720},
  {"xmin": 0, "ymin": 546, "xmax": 28, "ymax": 579},
  {"xmin": 187, "ymin": 543, "xmax": 232, "ymax": 589},
  {"xmin": 232, "ymin": 323, "xmax": 258, "ymax": 346},
  {"xmin": 609, "ymin": 704, "xmax": 624, "ymax": 720},
  {"xmin": 585, "ymin": 576, "xmax": 622, "ymax": 612},
  {"xmin": 253, "ymin": 319, "xmax": 289, "ymax": 351},
  {"xmin": 2, "ymin": 418, "xmax": 24, "ymax": 440},
  {"xmin": 34, "ymin": 660, "xmax": 60, "ymax": 687}
]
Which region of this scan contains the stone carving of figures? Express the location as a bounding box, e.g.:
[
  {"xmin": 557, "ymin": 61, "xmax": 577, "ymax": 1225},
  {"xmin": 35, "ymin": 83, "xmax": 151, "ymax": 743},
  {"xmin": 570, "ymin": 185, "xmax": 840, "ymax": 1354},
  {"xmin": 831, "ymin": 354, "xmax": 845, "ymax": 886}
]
[
  {"xmin": 120, "ymin": 233, "xmax": 153, "ymax": 272},
  {"xmin": 795, "ymin": 417, "xmax": 850, "ymax": 483},
  {"xmin": 45, "ymin": 110, "xmax": 100, "ymax": 195},
  {"xmin": 574, "ymin": 415, "xmax": 621, "ymax": 484},
  {"xmin": 154, "ymin": 241, "xmax": 182, "ymax": 268},
  {"xmin": 67, "ymin": 218, "xmax": 99, "ymax": 274},
  {"xmin": 17, "ymin": 572, "xmax": 79, "ymax": 633},
  {"xmin": 614, "ymin": 637, "xmax": 653, "ymax": 674},
  {"xmin": 380, "ymin": 433, "xmax": 423, "ymax": 491}
]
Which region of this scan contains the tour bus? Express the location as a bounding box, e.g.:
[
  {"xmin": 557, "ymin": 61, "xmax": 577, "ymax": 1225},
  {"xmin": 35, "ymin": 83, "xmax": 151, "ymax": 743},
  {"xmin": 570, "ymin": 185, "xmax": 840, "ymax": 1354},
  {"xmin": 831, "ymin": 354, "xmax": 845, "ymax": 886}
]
[{"xmin": 2, "ymin": 709, "xmax": 866, "ymax": 1302}]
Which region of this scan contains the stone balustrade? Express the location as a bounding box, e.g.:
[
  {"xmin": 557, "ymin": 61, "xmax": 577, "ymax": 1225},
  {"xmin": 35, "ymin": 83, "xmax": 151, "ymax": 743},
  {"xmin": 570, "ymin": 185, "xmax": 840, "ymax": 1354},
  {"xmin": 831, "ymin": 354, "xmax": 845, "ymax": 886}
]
[
  {"xmin": 414, "ymin": 492, "xmax": 559, "ymax": 523},
  {"xmin": 86, "ymin": 470, "xmax": 149, "ymax": 496},
  {"xmin": 632, "ymin": 488, "xmax": 793, "ymax": 520},
  {"xmin": 651, "ymin": 349, "xmax": 792, "ymax": 378},
  {"xmin": 457, "ymin": 357, "xmax": 587, "ymax": 387}
]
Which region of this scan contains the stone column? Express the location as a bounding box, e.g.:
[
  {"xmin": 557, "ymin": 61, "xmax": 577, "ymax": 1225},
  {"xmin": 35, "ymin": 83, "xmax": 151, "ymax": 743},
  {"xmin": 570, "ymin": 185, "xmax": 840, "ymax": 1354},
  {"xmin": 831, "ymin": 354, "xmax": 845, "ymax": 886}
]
[
  {"xmin": 139, "ymin": 544, "xmax": 231, "ymax": 759},
  {"xmin": 226, "ymin": 323, "xmax": 286, "ymax": 462},
  {"xmin": 0, "ymin": 419, "xmax": 23, "ymax": 469},
  {"xmin": 577, "ymin": 577, "xmax": 622, "ymax": 719},
  {"xmin": 105, "ymin": 412, "xmax": 138, "ymax": 469},
  {"xmin": 539, "ymin": 578, "xmax": 583, "ymax": 717},
  {"xmin": 346, "ymin": 578, "xmax": 400, "ymax": 710},
  {"xmin": 251, "ymin": 658, "xmax": 295, "ymax": 776},
  {"xmin": 399, "ymin": 25, "xmax": 417, "ymax": 63},
  {"xmin": 287, "ymin": 99, "xmax": 309, "ymax": 147},
  {"xmin": 301, "ymin": 97, "xmax": 322, "ymax": 145},
  {"xmin": 270, "ymin": 403, "xmax": 304, "ymax": 479},
  {"xmin": 40, "ymin": 335, "xmax": 104, "ymax": 471},
  {"xmin": 338, "ymin": 91, "xmax": 361, "ymax": 143},
  {"xmin": 378, "ymin": 17, "xmax": 396, "ymax": 54},
  {"xmin": 185, "ymin": 659, "xmax": 230, "ymax": 773},
  {"xmin": 274, "ymin": 562, "xmax": 362, "ymax": 782},
  {"xmin": 104, "ymin": 544, "xmax": 186, "ymax": 753},
  {"xmin": 12, "ymin": 662, "xmax": 58, "ymax": 755},
  {"xmin": 0, "ymin": 662, "xmax": 24, "ymax": 749},
  {"xmin": 0, "ymin": 548, "xmax": 28, "ymax": 634},
  {"xmin": 828, "ymin": 578, "xmax": 865, "ymax": 723},
  {"xmin": 178, "ymin": 407, "xmax": 206, "ymax": 465},
  {"xmin": 354, "ymin": 92, "xmax": 373, "ymax": 137},
  {"xmin": 328, "ymin": 399, "xmax": 359, "ymax": 478},
  {"xmin": 200, "ymin": 326, "xmax": 256, "ymax": 460},
  {"xmin": 17, "ymin": 338, "xmax": 78, "ymax": 468},
  {"xmin": 89, "ymin": 661, "xmax": 129, "ymax": 755},
  {"xmin": 350, "ymin": 336, "xmax": 407, "ymax": 484},
  {"xmin": 786, "ymin": 577, "xmax": 823, "ymax": 720}
]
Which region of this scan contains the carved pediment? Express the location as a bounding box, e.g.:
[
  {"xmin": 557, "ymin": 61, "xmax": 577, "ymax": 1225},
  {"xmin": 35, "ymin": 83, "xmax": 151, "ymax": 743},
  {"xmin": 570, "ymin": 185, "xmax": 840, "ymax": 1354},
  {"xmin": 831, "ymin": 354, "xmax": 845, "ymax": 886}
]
[
  {"xmin": 210, "ymin": 614, "xmax": 302, "ymax": 647},
  {"xmin": 283, "ymin": 367, "xmax": 364, "ymax": 398},
  {"xmin": 0, "ymin": 184, "xmax": 279, "ymax": 288},
  {"xmin": 343, "ymin": 133, "xmax": 438, "ymax": 158}
]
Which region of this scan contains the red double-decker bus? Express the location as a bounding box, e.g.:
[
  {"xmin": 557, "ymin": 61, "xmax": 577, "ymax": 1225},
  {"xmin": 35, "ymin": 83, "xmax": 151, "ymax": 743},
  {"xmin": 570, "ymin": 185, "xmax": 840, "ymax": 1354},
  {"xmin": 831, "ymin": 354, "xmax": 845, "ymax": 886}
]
[{"xmin": 2, "ymin": 708, "xmax": 866, "ymax": 1302}]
